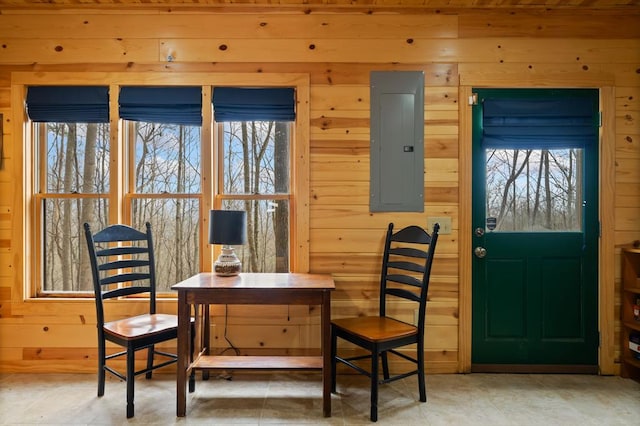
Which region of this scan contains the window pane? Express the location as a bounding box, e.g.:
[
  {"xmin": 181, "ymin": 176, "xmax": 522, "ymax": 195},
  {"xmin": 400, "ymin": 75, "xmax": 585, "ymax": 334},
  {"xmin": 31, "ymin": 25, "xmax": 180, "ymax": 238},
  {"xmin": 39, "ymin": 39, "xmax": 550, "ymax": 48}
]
[
  {"xmin": 221, "ymin": 121, "xmax": 290, "ymax": 195},
  {"xmin": 485, "ymin": 148, "xmax": 582, "ymax": 232},
  {"xmin": 132, "ymin": 122, "xmax": 201, "ymax": 194},
  {"xmin": 131, "ymin": 198, "xmax": 200, "ymax": 291},
  {"xmin": 45, "ymin": 123, "xmax": 110, "ymax": 193},
  {"xmin": 221, "ymin": 199, "xmax": 289, "ymax": 273},
  {"xmin": 42, "ymin": 198, "xmax": 108, "ymax": 292}
]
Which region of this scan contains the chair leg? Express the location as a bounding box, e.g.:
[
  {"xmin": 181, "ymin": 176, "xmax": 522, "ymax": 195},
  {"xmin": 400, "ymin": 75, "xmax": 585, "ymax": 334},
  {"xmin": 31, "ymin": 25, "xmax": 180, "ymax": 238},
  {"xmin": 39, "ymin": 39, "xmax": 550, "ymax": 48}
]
[
  {"xmin": 189, "ymin": 322, "xmax": 196, "ymax": 393},
  {"xmin": 370, "ymin": 349, "xmax": 379, "ymax": 422},
  {"xmin": 126, "ymin": 346, "xmax": 135, "ymax": 418},
  {"xmin": 145, "ymin": 345, "xmax": 154, "ymax": 379},
  {"xmin": 188, "ymin": 369, "xmax": 196, "ymax": 393},
  {"xmin": 97, "ymin": 336, "xmax": 106, "ymax": 397},
  {"xmin": 330, "ymin": 326, "xmax": 337, "ymax": 393},
  {"xmin": 201, "ymin": 305, "xmax": 210, "ymax": 381},
  {"xmin": 417, "ymin": 340, "xmax": 426, "ymax": 402},
  {"xmin": 381, "ymin": 350, "xmax": 390, "ymax": 380}
]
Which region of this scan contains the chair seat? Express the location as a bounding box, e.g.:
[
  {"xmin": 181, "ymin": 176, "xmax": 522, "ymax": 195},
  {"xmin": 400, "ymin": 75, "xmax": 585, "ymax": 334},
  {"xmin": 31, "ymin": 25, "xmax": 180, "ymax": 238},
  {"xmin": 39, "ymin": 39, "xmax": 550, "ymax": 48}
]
[
  {"xmin": 104, "ymin": 314, "xmax": 179, "ymax": 340},
  {"xmin": 332, "ymin": 316, "xmax": 417, "ymax": 343}
]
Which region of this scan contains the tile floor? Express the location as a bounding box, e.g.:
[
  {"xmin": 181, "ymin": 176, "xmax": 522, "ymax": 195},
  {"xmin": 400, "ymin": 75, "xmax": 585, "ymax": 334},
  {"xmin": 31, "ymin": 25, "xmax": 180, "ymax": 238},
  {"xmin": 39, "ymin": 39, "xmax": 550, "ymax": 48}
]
[{"xmin": 0, "ymin": 371, "xmax": 639, "ymax": 425}]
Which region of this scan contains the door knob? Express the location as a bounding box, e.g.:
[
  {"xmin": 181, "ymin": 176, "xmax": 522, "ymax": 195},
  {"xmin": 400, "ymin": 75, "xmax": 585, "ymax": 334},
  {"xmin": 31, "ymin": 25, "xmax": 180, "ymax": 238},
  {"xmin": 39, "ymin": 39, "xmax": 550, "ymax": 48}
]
[{"xmin": 474, "ymin": 246, "xmax": 487, "ymax": 258}]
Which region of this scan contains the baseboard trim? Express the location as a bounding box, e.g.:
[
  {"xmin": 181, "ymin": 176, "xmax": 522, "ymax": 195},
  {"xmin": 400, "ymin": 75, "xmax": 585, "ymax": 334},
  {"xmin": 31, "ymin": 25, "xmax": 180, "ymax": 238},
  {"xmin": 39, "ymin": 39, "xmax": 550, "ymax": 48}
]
[{"xmin": 471, "ymin": 364, "xmax": 599, "ymax": 374}]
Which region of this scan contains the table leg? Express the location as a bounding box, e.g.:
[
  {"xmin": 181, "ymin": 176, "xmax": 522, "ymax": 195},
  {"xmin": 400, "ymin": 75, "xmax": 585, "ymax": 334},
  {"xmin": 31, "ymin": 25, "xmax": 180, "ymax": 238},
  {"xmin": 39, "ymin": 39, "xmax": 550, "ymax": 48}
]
[
  {"xmin": 322, "ymin": 290, "xmax": 332, "ymax": 417},
  {"xmin": 176, "ymin": 292, "xmax": 189, "ymax": 417}
]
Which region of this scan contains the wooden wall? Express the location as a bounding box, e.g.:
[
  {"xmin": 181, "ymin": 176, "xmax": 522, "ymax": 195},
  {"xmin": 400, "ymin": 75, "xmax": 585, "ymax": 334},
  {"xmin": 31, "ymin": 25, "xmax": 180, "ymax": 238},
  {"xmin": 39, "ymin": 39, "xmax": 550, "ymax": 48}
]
[{"xmin": 0, "ymin": 6, "xmax": 639, "ymax": 374}]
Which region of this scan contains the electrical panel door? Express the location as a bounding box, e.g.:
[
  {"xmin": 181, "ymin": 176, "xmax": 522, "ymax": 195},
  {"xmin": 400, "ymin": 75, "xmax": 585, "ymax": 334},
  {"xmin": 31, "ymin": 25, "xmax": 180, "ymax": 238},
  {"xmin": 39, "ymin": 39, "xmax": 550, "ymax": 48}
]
[{"xmin": 370, "ymin": 71, "xmax": 424, "ymax": 212}]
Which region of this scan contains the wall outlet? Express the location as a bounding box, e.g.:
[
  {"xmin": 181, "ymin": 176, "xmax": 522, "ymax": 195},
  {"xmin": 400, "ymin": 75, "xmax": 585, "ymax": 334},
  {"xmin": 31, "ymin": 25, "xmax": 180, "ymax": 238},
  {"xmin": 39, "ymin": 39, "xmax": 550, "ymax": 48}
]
[{"xmin": 427, "ymin": 216, "xmax": 452, "ymax": 234}]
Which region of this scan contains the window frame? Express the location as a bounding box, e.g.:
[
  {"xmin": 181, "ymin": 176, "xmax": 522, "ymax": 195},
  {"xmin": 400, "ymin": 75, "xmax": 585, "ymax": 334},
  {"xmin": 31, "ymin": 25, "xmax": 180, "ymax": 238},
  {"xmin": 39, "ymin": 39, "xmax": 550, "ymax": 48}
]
[
  {"xmin": 32, "ymin": 121, "xmax": 111, "ymax": 297},
  {"xmin": 13, "ymin": 72, "xmax": 310, "ymax": 301},
  {"xmin": 123, "ymin": 119, "xmax": 204, "ymax": 292}
]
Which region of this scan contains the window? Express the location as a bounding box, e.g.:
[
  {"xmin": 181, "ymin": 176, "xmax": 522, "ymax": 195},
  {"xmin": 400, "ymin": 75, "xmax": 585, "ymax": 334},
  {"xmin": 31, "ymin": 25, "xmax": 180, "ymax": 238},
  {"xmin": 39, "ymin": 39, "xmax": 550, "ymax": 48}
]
[
  {"xmin": 22, "ymin": 75, "xmax": 308, "ymax": 297},
  {"xmin": 217, "ymin": 121, "xmax": 291, "ymax": 272},
  {"xmin": 120, "ymin": 86, "xmax": 203, "ymax": 291},
  {"xmin": 126, "ymin": 121, "xmax": 202, "ymax": 291},
  {"xmin": 485, "ymin": 148, "xmax": 583, "ymax": 231},
  {"xmin": 30, "ymin": 85, "xmax": 204, "ymax": 294},
  {"xmin": 481, "ymin": 91, "xmax": 596, "ymax": 233},
  {"xmin": 27, "ymin": 86, "xmax": 111, "ymax": 293},
  {"xmin": 213, "ymin": 87, "xmax": 296, "ymax": 273},
  {"xmin": 35, "ymin": 121, "xmax": 111, "ymax": 292}
]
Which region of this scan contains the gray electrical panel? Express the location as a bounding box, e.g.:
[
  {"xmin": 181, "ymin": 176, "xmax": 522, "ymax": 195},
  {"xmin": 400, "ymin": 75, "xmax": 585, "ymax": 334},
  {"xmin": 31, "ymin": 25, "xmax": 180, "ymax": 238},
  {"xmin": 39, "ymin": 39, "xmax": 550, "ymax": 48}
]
[{"xmin": 370, "ymin": 71, "xmax": 424, "ymax": 212}]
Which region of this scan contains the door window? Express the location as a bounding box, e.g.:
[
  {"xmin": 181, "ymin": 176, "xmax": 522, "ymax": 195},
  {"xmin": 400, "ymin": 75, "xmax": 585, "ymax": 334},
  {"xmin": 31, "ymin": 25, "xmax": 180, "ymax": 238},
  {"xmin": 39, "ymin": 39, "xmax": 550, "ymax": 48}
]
[{"xmin": 486, "ymin": 148, "xmax": 582, "ymax": 232}]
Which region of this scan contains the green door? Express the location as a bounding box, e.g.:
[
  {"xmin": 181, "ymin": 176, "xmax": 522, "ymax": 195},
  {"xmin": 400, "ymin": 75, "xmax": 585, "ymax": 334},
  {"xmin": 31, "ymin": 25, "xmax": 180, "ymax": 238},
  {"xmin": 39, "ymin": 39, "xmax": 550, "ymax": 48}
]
[{"xmin": 471, "ymin": 89, "xmax": 599, "ymax": 370}]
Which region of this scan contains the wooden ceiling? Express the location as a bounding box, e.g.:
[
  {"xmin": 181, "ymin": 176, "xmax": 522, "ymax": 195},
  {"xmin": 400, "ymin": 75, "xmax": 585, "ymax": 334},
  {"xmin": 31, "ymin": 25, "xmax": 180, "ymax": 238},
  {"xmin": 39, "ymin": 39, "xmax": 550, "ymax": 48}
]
[{"xmin": 1, "ymin": 0, "xmax": 639, "ymax": 10}]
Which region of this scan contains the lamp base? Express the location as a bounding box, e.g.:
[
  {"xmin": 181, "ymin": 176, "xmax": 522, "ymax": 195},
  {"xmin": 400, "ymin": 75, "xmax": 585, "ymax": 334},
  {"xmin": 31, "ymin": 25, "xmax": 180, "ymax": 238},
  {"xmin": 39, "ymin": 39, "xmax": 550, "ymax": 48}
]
[{"xmin": 214, "ymin": 246, "xmax": 242, "ymax": 276}]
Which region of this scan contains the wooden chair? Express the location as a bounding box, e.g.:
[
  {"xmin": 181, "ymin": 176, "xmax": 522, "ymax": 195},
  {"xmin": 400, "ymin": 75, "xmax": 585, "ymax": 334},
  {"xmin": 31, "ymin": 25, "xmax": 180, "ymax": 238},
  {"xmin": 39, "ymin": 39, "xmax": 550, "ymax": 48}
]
[
  {"xmin": 331, "ymin": 222, "xmax": 440, "ymax": 422},
  {"xmin": 84, "ymin": 222, "xmax": 194, "ymax": 418}
]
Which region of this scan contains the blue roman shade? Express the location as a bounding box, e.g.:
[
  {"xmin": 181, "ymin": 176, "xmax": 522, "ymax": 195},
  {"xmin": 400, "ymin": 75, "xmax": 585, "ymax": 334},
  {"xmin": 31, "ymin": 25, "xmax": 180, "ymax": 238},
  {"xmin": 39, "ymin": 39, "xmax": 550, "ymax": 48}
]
[
  {"xmin": 483, "ymin": 96, "xmax": 598, "ymax": 149},
  {"xmin": 26, "ymin": 86, "xmax": 109, "ymax": 123},
  {"xmin": 119, "ymin": 86, "xmax": 202, "ymax": 126},
  {"xmin": 213, "ymin": 87, "xmax": 295, "ymax": 122}
]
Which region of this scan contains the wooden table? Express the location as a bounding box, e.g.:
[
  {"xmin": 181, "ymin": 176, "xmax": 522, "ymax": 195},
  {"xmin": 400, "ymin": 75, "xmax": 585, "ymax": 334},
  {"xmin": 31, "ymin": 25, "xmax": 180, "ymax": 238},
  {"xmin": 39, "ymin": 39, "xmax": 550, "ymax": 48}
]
[{"xmin": 172, "ymin": 272, "xmax": 335, "ymax": 417}]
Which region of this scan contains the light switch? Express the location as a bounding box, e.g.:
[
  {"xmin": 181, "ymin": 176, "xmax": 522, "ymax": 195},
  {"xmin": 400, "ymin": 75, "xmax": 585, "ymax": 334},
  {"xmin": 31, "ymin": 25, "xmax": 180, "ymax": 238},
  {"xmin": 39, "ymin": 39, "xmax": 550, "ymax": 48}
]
[{"xmin": 427, "ymin": 216, "xmax": 452, "ymax": 235}]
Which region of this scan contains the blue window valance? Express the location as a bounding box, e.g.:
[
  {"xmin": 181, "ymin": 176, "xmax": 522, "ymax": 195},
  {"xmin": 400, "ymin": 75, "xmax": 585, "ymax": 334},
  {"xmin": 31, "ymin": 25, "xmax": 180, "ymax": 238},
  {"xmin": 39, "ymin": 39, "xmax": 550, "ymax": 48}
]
[
  {"xmin": 213, "ymin": 87, "xmax": 296, "ymax": 122},
  {"xmin": 119, "ymin": 86, "xmax": 202, "ymax": 126},
  {"xmin": 483, "ymin": 95, "xmax": 598, "ymax": 149},
  {"xmin": 26, "ymin": 86, "xmax": 109, "ymax": 123}
]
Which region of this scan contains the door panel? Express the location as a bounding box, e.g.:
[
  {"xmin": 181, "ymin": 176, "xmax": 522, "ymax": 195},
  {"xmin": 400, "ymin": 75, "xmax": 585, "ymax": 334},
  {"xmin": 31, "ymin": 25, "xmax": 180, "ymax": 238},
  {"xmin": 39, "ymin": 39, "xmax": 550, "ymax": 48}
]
[
  {"xmin": 486, "ymin": 259, "xmax": 526, "ymax": 338},
  {"xmin": 471, "ymin": 89, "xmax": 599, "ymax": 370},
  {"xmin": 541, "ymin": 257, "xmax": 582, "ymax": 339}
]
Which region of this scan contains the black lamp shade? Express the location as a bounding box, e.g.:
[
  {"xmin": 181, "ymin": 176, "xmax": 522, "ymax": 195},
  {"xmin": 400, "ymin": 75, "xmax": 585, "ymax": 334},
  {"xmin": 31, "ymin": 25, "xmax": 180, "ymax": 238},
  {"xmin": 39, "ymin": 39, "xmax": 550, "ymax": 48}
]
[{"xmin": 209, "ymin": 210, "xmax": 247, "ymax": 245}]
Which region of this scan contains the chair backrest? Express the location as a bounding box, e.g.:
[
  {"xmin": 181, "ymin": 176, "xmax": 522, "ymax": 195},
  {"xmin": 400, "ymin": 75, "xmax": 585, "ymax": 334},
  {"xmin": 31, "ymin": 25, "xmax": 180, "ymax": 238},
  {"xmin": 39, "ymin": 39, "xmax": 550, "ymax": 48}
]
[
  {"xmin": 84, "ymin": 222, "xmax": 157, "ymax": 327},
  {"xmin": 379, "ymin": 222, "xmax": 440, "ymax": 332}
]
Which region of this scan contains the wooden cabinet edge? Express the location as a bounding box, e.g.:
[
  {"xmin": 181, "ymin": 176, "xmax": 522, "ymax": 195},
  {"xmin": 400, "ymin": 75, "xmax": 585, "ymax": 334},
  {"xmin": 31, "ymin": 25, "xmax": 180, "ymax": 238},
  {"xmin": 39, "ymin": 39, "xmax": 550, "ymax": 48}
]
[{"xmin": 621, "ymin": 248, "xmax": 640, "ymax": 382}]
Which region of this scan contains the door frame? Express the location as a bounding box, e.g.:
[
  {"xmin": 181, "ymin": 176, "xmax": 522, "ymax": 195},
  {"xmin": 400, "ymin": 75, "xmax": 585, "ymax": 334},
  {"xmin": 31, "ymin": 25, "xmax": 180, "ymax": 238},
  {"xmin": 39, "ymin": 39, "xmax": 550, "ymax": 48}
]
[{"xmin": 458, "ymin": 80, "xmax": 616, "ymax": 375}]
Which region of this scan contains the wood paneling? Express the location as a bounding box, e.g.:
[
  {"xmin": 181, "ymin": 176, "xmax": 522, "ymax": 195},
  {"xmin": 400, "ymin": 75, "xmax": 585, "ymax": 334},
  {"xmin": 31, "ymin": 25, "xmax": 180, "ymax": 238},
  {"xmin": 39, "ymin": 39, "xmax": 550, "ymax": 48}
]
[
  {"xmin": 616, "ymin": 183, "xmax": 640, "ymax": 207},
  {"xmin": 0, "ymin": 0, "xmax": 638, "ymax": 10},
  {"xmin": 156, "ymin": 38, "xmax": 640, "ymax": 64},
  {"xmin": 0, "ymin": 5, "xmax": 638, "ymax": 376},
  {"xmin": 0, "ymin": 14, "xmax": 458, "ymax": 39},
  {"xmin": 458, "ymin": 10, "xmax": 640, "ymax": 38}
]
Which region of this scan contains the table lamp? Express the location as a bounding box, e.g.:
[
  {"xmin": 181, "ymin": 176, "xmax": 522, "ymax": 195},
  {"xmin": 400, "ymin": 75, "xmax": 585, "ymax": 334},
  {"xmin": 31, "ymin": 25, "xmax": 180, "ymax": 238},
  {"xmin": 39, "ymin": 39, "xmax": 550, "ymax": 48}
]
[{"xmin": 209, "ymin": 210, "xmax": 247, "ymax": 276}]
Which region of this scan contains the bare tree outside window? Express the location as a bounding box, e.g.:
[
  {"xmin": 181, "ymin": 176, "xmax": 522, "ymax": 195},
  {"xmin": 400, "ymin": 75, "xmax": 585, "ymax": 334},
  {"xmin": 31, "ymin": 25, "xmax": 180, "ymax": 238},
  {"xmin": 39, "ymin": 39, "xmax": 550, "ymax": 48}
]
[
  {"xmin": 37, "ymin": 116, "xmax": 291, "ymax": 293},
  {"xmin": 38, "ymin": 119, "xmax": 203, "ymax": 293},
  {"xmin": 40, "ymin": 122, "xmax": 110, "ymax": 292},
  {"xmin": 486, "ymin": 148, "xmax": 582, "ymax": 232},
  {"xmin": 129, "ymin": 122, "xmax": 201, "ymax": 292},
  {"xmin": 220, "ymin": 121, "xmax": 291, "ymax": 272}
]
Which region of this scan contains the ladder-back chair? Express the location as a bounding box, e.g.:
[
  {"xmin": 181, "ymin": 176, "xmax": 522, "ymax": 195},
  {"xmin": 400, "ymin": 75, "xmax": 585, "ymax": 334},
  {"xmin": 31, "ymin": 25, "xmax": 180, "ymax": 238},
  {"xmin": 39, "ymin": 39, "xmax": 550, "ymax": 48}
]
[
  {"xmin": 331, "ymin": 222, "xmax": 439, "ymax": 422},
  {"xmin": 84, "ymin": 222, "xmax": 194, "ymax": 418}
]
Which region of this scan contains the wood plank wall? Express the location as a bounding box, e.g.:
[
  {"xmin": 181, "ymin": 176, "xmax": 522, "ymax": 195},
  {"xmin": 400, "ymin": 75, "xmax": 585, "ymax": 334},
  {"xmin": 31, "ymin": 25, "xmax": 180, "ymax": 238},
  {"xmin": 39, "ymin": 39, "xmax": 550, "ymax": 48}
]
[{"xmin": 0, "ymin": 6, "xmax": 639, "ymax": 374}]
